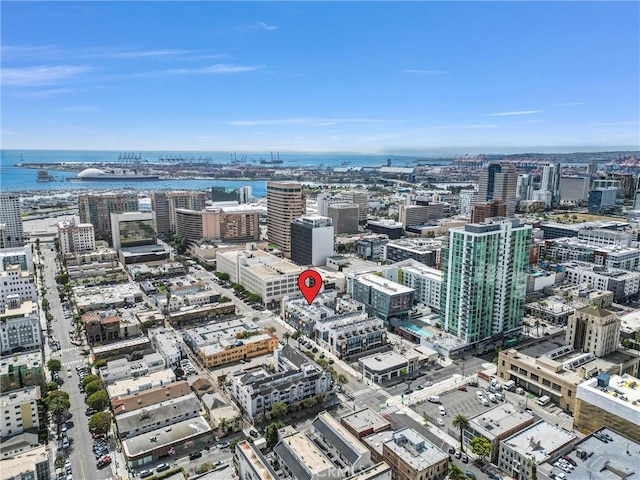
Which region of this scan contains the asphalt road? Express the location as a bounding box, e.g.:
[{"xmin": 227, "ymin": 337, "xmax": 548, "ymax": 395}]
[{"xmin": 40, "ymin": 247, "xmax": 113, "ymax": 480}]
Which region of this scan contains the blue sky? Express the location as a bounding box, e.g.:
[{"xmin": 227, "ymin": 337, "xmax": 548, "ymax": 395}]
[{"xmin": 1, "ymin": 1, "xmax": 639, "ymax": 153}]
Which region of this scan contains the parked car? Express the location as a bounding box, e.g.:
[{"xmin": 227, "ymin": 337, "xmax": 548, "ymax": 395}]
[
  {"xmin": 249, "ymin": 429, "xmax": 259, "ymax": 438},
  {"xmin": 448, "ymin": 446, "xmax": 456, "ymax": 454},
  {"xmin": 217, "ymin": 441, "xmax": 230, "ymax": 448},
  {"xmin": 455, "ymin": 451, "xmax": 462, "ymax": 459},
  {"xmin": 62, "ymin": 437, "xmax": 70, "ymax": 449},
  {"xmin": 464, "ymin": 470, "xmax": 475, "ymax": 479},
  {"xmin": 156, "ymin": 463, "xmax": 170, "ymax": 472},
  {"xmin": 461, "ymin": 454, "xmax": 469, "ymax": 463},
  {"xmin": 189, "ymin": 451, "xmax": 203, "ymax": 460},
  {"xmin": 139, "ymin": 470, "xmax": 153, "ymax": 478},
  {"xmin": 437, "ymin": 418, "xmax": 445, "ymax": 426}
]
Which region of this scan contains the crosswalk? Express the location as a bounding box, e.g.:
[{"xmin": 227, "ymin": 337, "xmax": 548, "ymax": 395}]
[
  {"xmin": 62, "ymin": 358, "xmax": 85, "ymax": 367},
  {"xmin": 59, "ymin": 347, "xmax": 80, "ymax": 353},
  {"xmin": 379, "ymin": 404, "xmax": 399, "ymax": 417},
  {"xmin": 350, "ymin": 387, "xmax": 372, "ymax": 397}
]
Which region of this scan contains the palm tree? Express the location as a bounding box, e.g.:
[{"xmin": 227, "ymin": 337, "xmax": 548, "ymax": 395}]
[
  {"xmin": 283, "ymin": 332, "xmax": 291, "ymax": 345},
  {"xmin": 535, "ymin": 320, "xmax": 541, "ymax": 338},
  {"xmin": 452, "ymin": 414, "xmax": 470, "ymax": 453}
]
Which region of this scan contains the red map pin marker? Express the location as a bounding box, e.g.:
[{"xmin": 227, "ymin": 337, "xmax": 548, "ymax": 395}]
[{"xmin": 298, "ymin": 269, "xmax": 323, "ymax": 304}]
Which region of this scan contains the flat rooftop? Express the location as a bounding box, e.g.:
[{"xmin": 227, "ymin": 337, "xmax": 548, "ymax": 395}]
[
  {"xmin": 359, "ymin": 350, "xmax": 415, "ymax": 372},
  {"xmin": 576, "ymin": 374, "xmax": 640, "ymax": 422},
  {"xmin": 0, "ymin": 444, "xmax": 48, "ymax": 477},
  {"xmin": 384, "ymin": 428, "xmax": 449, "ymax": 471},
  {"xmin": 354, "ymin": 273, "xmax": 414, "ymax": 295},
  {"xmin": 346, "ymin": 462, "xmax": 392, "ymax": 480},
  {"xmin": 502, "ymin": 420, "xmax": 577, "ymax": 463},
  {"xmin": 0, "ymin": 352, "xmax": 42, "ymax": 375},
  {"xmin": 275, "ymin": 431, "xmax": 333, "ymax": 480},
  {"xmin": 236, "ymin": 441, "xmax": 278, "ymax": 480},
  {"xmin": 122, "ymin": 415, "xmax": 212, "ymax": 458},
  {"xmin": 539, "ymin": 427, "xmax": 640, "ymax": 480},
  {"xmin": 92, "ymin": 336, "xmax": 150, "ymax": 355},
  {"xmin": 340, "ymin": 407, "xmax": 391, "ymax": 435},
  {"xmin": 468, "ymin": 404, "xmax": 535, "ymax": 440},
  {"xmin": 107, "ymin": 369, "xmax": 176, "ymax": 398}
]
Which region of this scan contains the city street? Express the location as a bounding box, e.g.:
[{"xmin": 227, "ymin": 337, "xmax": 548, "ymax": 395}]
[{"xmin": 39, "ymin": 247, "xmax": 114, "ymax": 480}]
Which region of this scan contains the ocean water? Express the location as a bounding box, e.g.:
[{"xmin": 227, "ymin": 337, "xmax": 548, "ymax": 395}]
[{"xmin": 0, "ymin": 149, "xmax": 415, "ymax": 195}]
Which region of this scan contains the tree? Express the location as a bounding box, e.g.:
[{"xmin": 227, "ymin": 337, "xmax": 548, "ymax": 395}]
[
  {"xmin": 336, "ymin": 374, "xmax": 348, "ymax": 385},
  {"xmin": 215, "ymin": 272, "xmax": 230, "ymax": 281},
  {"xmin": 448, "ymin": 464, "xmax": 467, "ymax": 480},
  {"xmin": 270, "ymin": 402, "xmax": 287, "ymax": 419},
  {"xmin": 55, "ymin": 456, "xmax": 66, "ymax": 469},
  {"xmin": 282, "ymin": 332, "xmax": 291, "ymax": 345},
  {"xmin": 46, "ymin": 381, "xmax": 60, "ymax": 392},
  {"xmin": 84, "ymin": 380, "xmax": 103, "ymax": 397},
  {"xmin": 218, "ymin": 296, "xmax": 231, "ymax": 304},
  {"xmin": 264, "ymin": 421, "xmax": 285, "ymax": 448},
  {"xmin": 93, "ymin": 359, "xmax": 107, "ymax": 369},
  {"xmin": 41, "ymin": 298, "xmax": 49, "ymax": 311},
  {"xmin": 55, "ymin": 273, "xmax": 69, "ymax": 284},
  {"xmin": 46, "ymin": 391, "xmax": 70, "ymax": 432},
  {"xmin": 470, "ymin": 436, "xmax": 492, "ymax": 462},
  {"xmin": 452, "ymin": 414, "xmax": 470, "ymax": 453},
  {"xmin": 88, "ymin": 411, "xmax": 112, "ymax": 434},
  {"xmin": 86, "ymin": 390, "xmax": 108, "ymax": 411},
  {"xmin": 47, "ymin": 359, "xmax": 62, "ymax": 373},
  {"xmin": 81, "ymin": 375, "xmax": 99, "ymax": 388}
]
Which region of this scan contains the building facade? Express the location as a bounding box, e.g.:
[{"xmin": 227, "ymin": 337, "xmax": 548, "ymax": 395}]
[
  {"xmin": 266, "ymin": 182, "xmax": 306, "ymax": 257},
  {"xmin": 347, "ymin": 273, "xmax": 414, "ymax": 323},
  {"xmin": 290, "ymin": 215, "xmax": 334, "ymax": 267},
  {"xmin": 382, "ymin": 428, "xmax": 449, "ymax": 480},
  {"xmin": 150, "ymin": 191, "xmax": 207, "ymax": 237},
  {"xmin": 78, "ymin": 192, "xmax": 139, "ymax": 240},
  {"xmin": 566, "ymin": 306, "xmax": 621, "ymax": 357},
  {"xmin": 57, "ymin": 220, "xmax": 96, "ymax": 255},
  {"xmin": 0, "ymin": 194, "xmax": 24, "ymax": 248},
  {"xmin": 328, "ymin": 204, "xmax": 360, "ymax": 234},
  {"xmin": 0, "ymin": 386, "xmax": 42, "ymax": 440},
  {"xmin": 176, "ymin": 208, "xmax": 260, "ymax": 243},
  {"xmin": 0, "ymin": 299, "xmax": 40, "ymax": 355},
  {"xmin": 477, "ymin": 162, "xmax": 518, "ymax": 216},
  {"xmin": 440, "ymin": 218, "xmax": 531, "ymax": 345}
]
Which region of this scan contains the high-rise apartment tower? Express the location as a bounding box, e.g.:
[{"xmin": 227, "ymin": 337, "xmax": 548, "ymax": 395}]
[{"xmin": 266, "ymin": 182, "xmax": 306, "ymax": 257}]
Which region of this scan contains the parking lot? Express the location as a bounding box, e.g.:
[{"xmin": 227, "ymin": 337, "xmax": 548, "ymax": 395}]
[{"xmin": 415, "ymin": 383, "xmax": 498, "ymax": 434}]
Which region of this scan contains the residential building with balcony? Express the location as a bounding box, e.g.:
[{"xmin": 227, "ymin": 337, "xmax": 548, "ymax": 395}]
[
  {"xmin": 0, "ymin": 386, "xmax": 42, "ymax": 440},
  {"xmin": 383, "ymin": 239, "xmax": 443, "ymax": 267},
  {"xmin": 0, "ymin": 265, "xmax": 36, "ymax": 310},
  {"xmin": 0, "ymin": 299, "xmax": 40, "ymax": 355},
  {"xmin": 347, "ymin": 273, "xmax": 414, "ymax": 324},
  {"xmin": 57, "ymin": 219, "xmax": 96, "ymax": 254},
  {"xmin": 315, "ymin": 314, "xmax": 387, "ymax": 359},
  {"xmin": 383, "ymin": 260, "xmax": 442, "ymax": 312},
  {"xmin": 230, "ymin": 345, "xmax": 331, "ymax": 420}
]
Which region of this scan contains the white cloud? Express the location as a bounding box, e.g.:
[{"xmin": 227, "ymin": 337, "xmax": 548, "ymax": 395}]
[
  {"xmin": 2, "ymin": 65, "xmax": 93, "ymax": 86},
  {"xmin": 229, "ymin": 117, "xmax": 388, "ymax": 126},
  {"xmin": 403, "ymin": 69, "xmax": 451, "ymax": 75},
  {"xmin": 551, "ymin": 102, "xmax": 585, "ymax": 107},
  {"xmin": 105, "ymin": 48, "xmax": 191, "ymax": 58},
  {"xmin": 166, "ymin": 64, "xmax": 263, "ymax": 75},
  {"xmin": 257, "ymin": 22, "xmax": 278, "ymax": 31},
  {"xmin": 14, "ymin": 88, "xmax": 73, "ymax": 99},
  {"xmin": 486, "ymin": 110, "xmax": 542, "ymax": 117}
]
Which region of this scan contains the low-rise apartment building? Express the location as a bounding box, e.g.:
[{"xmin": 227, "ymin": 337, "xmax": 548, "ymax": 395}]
[
  {"xmin": 315, "ymin": 314, "xmax": 387, "ymax": 360},
  {"xmin": 166, "ymin": 302, "xmax": 236, "ymax": 327},
  {"xmin": 564, "ymin": 262, "xmax": 640, "ymax": 302},
  {"xmin": 230, "ymin": 345, "xmax": 331, "ymax": 420},
  {"xmin": 274, "ymin": 430, "xmax": 340, "ymax": 480},
  {"xmin": 73, "ymin": 283, "xmax": 143, "ymax": 313},
  {"xmin": 0, "ymin": 386, "xmax": 42, "ymax": 440},
  {"xmin": 115, "ymin": 392, "xmax": 201, "ymax": 439},
  {"xmin": 0, "ymin": 298, "xmax": 41, "ymax": 355},
  {"xmin": 383, "ymin": 239, "xmax": 443, "ymax": 267}
]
